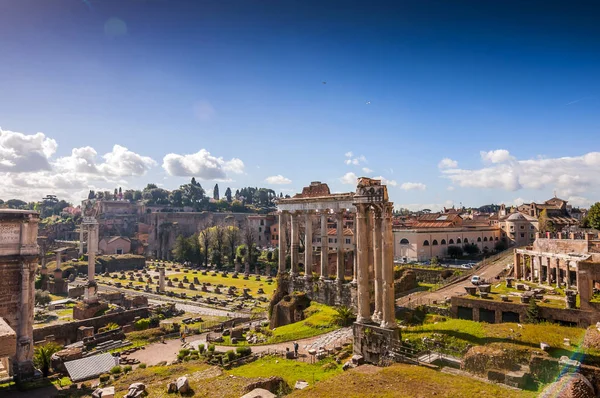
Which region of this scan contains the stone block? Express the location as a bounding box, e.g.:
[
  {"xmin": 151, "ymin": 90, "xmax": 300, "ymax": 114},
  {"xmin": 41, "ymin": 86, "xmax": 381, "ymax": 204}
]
[{"xmin": 487, "ymin": 369, "xmax": 505, "ymax": 383}]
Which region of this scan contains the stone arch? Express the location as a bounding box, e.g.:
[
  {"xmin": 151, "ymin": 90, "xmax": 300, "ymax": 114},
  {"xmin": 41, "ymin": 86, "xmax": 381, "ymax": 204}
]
[
  {"xmin": 457, "ymin": 238, "xmax": 462, "ymax": 244},
  {"xmin": 464, "ymin": 238, "xmax": 469, "ymax": 243},
  {"xmin": 432, "ymin": 240, "xmax": 438, "ymax": 246},
  {"xmin": 449, "ymin": 239, "xmax": 454, "ymax": 244},
  {"xmin": 400, "ymin": 238, "xmax": 409, "ymax": 244},
  {"xmin": 441, "ymin": 239, "xmax": 447, "ymax": 245},
  {"xmin": 477, "ymin": 237, "xmax": 482, "ymax": 242},
  {"xmin": 483, "ymin": 237, "xmax": 488, "ymax": 242},
  {"xmin": 423, "ymin": 240, "xmax": 430, "ymax": 246}
]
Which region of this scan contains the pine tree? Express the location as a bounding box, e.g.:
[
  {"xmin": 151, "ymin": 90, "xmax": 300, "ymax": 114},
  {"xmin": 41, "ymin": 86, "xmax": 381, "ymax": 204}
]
[
  {"xmin": 224, "ymin": 187, "xmax": 232, "ymax": 202},
  {"xmin": 213, "ymin": 184, "xmax": 220, "ymax": 200}
]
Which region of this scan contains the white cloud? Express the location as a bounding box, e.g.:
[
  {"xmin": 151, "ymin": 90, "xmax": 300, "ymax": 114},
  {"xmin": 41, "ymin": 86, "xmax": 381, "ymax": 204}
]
[
  {"xmin": 400, "ymin": 182, "xmax": 426, "ymax": 191},
  {"xmin": 265, "ymin": 175, "xmax": 292, "ymax": 185},
  {"xmin": 566, "ymin": 196, "xmax": 592, "ymax": 208},
  {"xmin": 193, "ymin": 100, "xmax": 216, "ymax": 121},
  {"xmin": 373, "ymin": 176, "xmax": 397, "ymax": 187},
  {"xmin": 0, "ymin": 128, "xmax": 57, "ymax": 172},
  {"xmin": 162, "ymin": 149, "xmax": 244, "ymax": 180},
  {"xmin": 344, "ymin": 153, "xmax": 367, "ymax": 166},
  {"xmin": 480, "ymin": 149, "xmax": 513, "ymax": 164},
  {"xmin": 441, "ymin": 150, "xmax": 600, "ymax": 194},
  {"xmin": 447, "ymin": 186, "xmax": 455, "ymax": 191},
  {"xmin": 362, "ymin": 167, "xmax": 373, "ymax": 174},
  {"xmin": 340, "ymin": 172, "xmax": 358, "ymax": 185},
  {"xmin": 398, "ymin": 200, "xmax": 454, "ymax": 212},
  {"xmin": 54, "ymin": 144, "xmax": 156, "ymax": 176},
  {"xmin": 438, "ymin": 158, "xmax": 458, "ymax": 169}
]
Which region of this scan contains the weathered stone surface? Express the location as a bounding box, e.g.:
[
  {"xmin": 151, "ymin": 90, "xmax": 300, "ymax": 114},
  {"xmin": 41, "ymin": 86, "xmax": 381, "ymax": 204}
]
[
  {"xmin": 462, "ymin": 346, "xmax": 514, "ymax": 375},
  {"xmin": 176, "ymin": 376, "xmax": 190, "ymax": 393},
  {"xmin": 243, "ymin": 377, "xmax": 286, "ymax": 395},
  {"xmin": 540, "ymin": 372, "xmax": 594, "ymax": 398},
  {"xmin": 393, "ymin": 269, "xmax": 417, "ymax": 293},
  {"xmin": 240, "ymin": 388, "xmax": 276, "ymax": 398},
  {"xmin": 269, "ymin": 291, "xmax": 311, "ymax": 329}
]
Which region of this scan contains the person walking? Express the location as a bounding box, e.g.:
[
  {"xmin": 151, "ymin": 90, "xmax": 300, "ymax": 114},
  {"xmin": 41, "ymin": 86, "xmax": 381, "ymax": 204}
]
[{"xmin": 294, "ymin": 341, "xmax": 299, "ymax": 357}]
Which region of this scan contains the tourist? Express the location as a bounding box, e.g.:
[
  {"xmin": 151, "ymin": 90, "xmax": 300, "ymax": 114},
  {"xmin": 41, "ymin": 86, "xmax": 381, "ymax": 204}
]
[{"xmin": 294, "ymin": 341, "xmax": 299, "ymax": 357}]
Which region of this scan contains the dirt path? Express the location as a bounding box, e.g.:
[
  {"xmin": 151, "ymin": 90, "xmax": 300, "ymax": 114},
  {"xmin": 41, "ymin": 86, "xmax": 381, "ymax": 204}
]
[{"xmin": 396, "ymin": 251, "xmax": 515, "ymax": 307}]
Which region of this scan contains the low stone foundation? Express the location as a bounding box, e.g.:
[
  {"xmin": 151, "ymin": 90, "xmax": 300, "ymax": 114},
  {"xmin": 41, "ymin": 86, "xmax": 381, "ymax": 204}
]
[
  {"xmin": 73, "ymin": 302, "xmax": 109, "ymax": 320},
  {"xmin": 353, "ymin": 322, "xmax": 400, "ymax": 364},
  {"xmin": 289, "ymin": 276, "xmax": 356, "ymax": 309},
  {"xmin": 47, "ymin": 279, "xmax": 69, "ymax": 295}
]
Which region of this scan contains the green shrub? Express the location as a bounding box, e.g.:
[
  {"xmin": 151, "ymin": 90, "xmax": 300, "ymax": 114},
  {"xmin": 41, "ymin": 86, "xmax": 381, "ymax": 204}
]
[
  {"xmin": 110, "ymin": 366, "xmax": 122, "ymax": 374},
  {"xmin": 138, "ymin": 363, "xmax": 147, "ymax": 369},
  {"xmin": 99, "ymin": 374, "xmax": 110, "ymax": 382},
  {"xmin": 134, "ymin": 318, "xmax": 151, "ymax": 331},
  {"xmin": 236, "ymin": 347, "xmax": 252, "ymax": 357},
  {"xmin": 225, "ymin": 350, "xmax": 236, "ymax": 362},
  {"xmin": 197, "ymin": 344, "xmax": 205, "ymax": 354},
  {"xmin": 208, "ymin": 344, "xmax": 216, "ymax": 352},
  {"xmin": 123, "ymin": 365, "xmax": 132, "ymax": 373},
  {"xmin": 179, "ymin": 348, "xmax": 190, "ymax": 356},
  {"xmin": 189, "ymin": 354, "xmax": 199, "ymax": 361}
]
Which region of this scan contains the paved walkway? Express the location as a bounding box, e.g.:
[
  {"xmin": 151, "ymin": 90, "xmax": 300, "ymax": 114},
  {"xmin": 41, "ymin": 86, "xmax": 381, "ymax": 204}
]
[{"xmin": 128, "ymin": 327, "xmax": 351, "ymax": 366}]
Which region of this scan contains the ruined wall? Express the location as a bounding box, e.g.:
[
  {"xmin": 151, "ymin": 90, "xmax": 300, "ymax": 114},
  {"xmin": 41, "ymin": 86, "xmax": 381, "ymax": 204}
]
[
  {"xmin": 289, "ymin": 276, "xmax": 356, "ymax": 309},
  {"xmin": 451, "ymin": 296, "xmax": 600, "ymax": 327},
  {"xmin": 533, "ymin": 238, "xmax": 589, "ymax": 254},
  {"xmin": 33, "ymin": 307, "xmax": 149, "ymax": 345}
]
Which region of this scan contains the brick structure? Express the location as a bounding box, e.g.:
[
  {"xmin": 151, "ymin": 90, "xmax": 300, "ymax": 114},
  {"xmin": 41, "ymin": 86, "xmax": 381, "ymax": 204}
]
[{"xmin": 0, "ymin": 209, "xmax": 39, "ymax": 380}]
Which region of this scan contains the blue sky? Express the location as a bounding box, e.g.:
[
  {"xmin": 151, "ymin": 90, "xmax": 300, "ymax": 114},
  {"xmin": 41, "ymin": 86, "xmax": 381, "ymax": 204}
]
[{"xmin": 1, "ymin": 0, "xmax": 599, "ymax": 210}]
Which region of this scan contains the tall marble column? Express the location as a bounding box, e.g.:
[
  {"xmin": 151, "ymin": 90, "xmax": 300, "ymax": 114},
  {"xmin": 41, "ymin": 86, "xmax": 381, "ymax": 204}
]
[
  {"xmin": 159, "ymin": 267, "xmax": 166, "ymax": 293},
  {"xmin": 372, "ymin": 206, "xmax": 383, "ymax": 322},
  {"xmin": 356, "ymin": 204, "xmax": 371, "ymax": 324},
  {"xmin": 546, "ymin": 257, "xmax": 552, "ymax": 285},
  {"xmin": 304, "ymin": 212, "xmax": 313, "ymax": 280},
  {"xmin": 514, "ymin": 252, "xmax": 521, "ymax": 279},
  {"xmin": 336, "ymin": 211, "xmax": 345, "ymax": 283},
  {"xmin": 381, "ymin": 203, "xmax": 396, "ymax": 329},
  {"xmin": 278, "ymin": 212, "xmax": 287, "ymax": 274},
  {"xmin": 352, "ymin": 215, "xmax": 357, "ymax": 284},
  {"xmin": 79, "ymin": 226, "xmax": 84, "ymax": 256},
  {"xmin": 556, "ymin": 258, "xmax": 561, "ymax": 288},
  {"xmin": 290, "ymin": 212, "xmax": 299, "ymax": 275},
  {"xmin": 320, "ymin": 210, "xmax": 329, "ymax": 280},
  {"xmin": 566, "ymin": 261, "xmax": 571, "ymax": 289}
]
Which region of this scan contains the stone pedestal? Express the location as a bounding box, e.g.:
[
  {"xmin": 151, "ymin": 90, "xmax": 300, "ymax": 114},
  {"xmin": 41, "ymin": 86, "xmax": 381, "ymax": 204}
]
[
  {"xmin": 84, "ymin": 281, "xmax": 99, "ymax": 304},
  {"xmin": 353, "ymin": 322, "xmax": 401, "ymax": 365},
  {"xmin": 73, "ymin": 301, "xmax": 108, "ymax": 320}
]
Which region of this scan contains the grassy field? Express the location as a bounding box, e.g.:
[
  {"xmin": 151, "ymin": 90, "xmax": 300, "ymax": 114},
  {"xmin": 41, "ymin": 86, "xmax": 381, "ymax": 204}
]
[
  {"xmin": 289, "ymin": 363, "xmax": 538, "ymax": 398},
  {"xmin": 402, "ymin": 315, "xmax": 592, "ymax": 360},
  {"xmin": 467, "ymin": 280, "xmax": 570, "ymax": 309},
  {"xmin": 227, "ymin": 356, "xmax": 343, "ymax": 386},
  {"xmin": 221, "ymin": 302, "xmax": 339, "ymax": 346}
]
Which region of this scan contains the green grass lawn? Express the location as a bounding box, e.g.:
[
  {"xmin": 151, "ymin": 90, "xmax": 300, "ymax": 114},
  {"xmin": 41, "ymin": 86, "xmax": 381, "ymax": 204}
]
[
  {"xmin": 289, "ymin": 362, "xmax": 537, "ymax": 398},
  {"xmin": 402, "ymin": 315, "xmax": 593, "ymax": 360},
  {"xmin": 220, "ymin": 303, "xmax": 339, "ymax": 346},
  {"xmin": 227, "ymin": 356, "xmax": 342, "ymax": 387}
]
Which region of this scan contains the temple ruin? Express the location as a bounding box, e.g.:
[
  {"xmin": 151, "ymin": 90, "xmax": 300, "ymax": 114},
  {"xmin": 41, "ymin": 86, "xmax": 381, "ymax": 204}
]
[{"xmin": 0, "ymin": 209, "xmax": 39, "ymax": 380}]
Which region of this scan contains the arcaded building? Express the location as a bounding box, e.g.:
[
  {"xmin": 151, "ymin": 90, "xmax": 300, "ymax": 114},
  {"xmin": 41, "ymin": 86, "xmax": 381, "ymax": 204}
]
[{"xmin": 0, "ymin": 209, "xmax": 39, "ymax": 380}]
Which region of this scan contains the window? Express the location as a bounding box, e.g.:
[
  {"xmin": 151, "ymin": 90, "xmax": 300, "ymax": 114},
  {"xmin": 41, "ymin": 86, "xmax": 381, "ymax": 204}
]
[
  {"xmin": 531, "ymin": 234, "xmax": 534, "ymax": 238},
  {"xmin": 483, "ymin": 237, "xmax": 487, "ymax": 242},
  {"xmin": 423, "ymin": 240, "xmax": 430, "ymax": 246},
  {"xmin": 273, "ymin": 227, "xmax": 277, "ymax": 233},
  {"xmin": 495, "ymin": 237, "xmax": 498, "ymax": 241},
  {"xmin": 116, "ymin": 248, "xmax": 123, "ymax": 254},
  {"xmin": 259, "ymin": 235, "xmax": 262, "ymax": 241},
  {"xmin": 464, "ymin": 238, "xmax": 468, "ymax": 243},
  {"xmin": 260, "ymin": 220, "xmax": 264, "ymax": 226},
  {"xmin": 272, "ymin": 235, "xmax": 275, "ymax": 240},
  {"xmin": 259, "ymin": 227, "xmax": 262, "ymax": 232},
  {"xmin": 432, "ymin": 240, "xmax": 438, "ymax": 245},
  {"xmin": 328, "ymin": 238, "xmax": 333, "ymax": 243},
  {"xmin": 520, "ymin": 225, "xmax": 524, "ymax": 229},
  {"xmin": 400, "ymin": 238, "xmax": 409, "ymax": 244},
  {"xmin": 477, "ymin": 237, "xmax": 482, "ymax": 242},
  {"xmin": 457, "ymin": 238, "xmax": 462, "ymax": 244},
  {"xmin": 317, "ymin": 238, "xmax": 321, "ymax": 243},
  {"xmin": 441, "ymin": 239, "xmax": 446, "ymax": 245},
  {"xmin": 449, "ymin": 239, "xmax": 454, "ymax": 244},
  {"xmin": 531, "ymin": 226, "xmax": 535, "ymax": 230},
  {"xmin": 346, "ymin": 238, "xmax": 351, "ymax": 244},
  {"xmin": 521, "ymin": 233, "xmax": 525, "ymax": 238}
]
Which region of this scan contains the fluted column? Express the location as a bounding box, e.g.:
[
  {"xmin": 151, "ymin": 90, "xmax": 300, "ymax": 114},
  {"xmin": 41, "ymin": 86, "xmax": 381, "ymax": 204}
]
[
  {"xmin": 278, "ymin": 211, "xmax": 288, "ymax": 274},
  {"xmin": 88, "ymin": 225, "xmax": 97, "ymax": 282},
  {"xmin": 290, "ymin": 212, "xmax": 299, "ymax": 275},
  {"xmin": 79, "ymin": 226, "xmax": 84, "ymax": 256},
  {"xmin": 336, "ymin": 211, "xmax": 345, "ymax": 283},
  {"xmin": 381, "ymin": 203, "xmax": 397, "ymax": 329},
  {"xmin": 546, "ymin": 257, "xmax": 551, "ymax": 285},
  {"xmin": 352, "ymin": 215, "xmax": 357, "ymax": 284},
  {"xmin": 304, "ymin": 212, "xmax": 313, "ymax": 280},
  {"xmin": 372, "ymin": 206, "xmax": 383, "ymax": 322},
  {"xmin": 320, "ymin": 210, "xmax": 329, "ymax": 280},
  {"xmin": 514, "ymin": 252, "xmax": 521, "ymax": 279},
  {"xmin": 356, "ymin": 204, "xmax": 371, "ymax": 324}
]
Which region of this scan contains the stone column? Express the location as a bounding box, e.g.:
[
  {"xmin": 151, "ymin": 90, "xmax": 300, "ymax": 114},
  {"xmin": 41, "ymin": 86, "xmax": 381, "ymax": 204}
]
[
  {"xmin": 79, "ymin": 226, "xmax": 84, "ymax": 256},
  {"xmin": 372, "ymin": 206, "xmax": 383, "ymax": 322},
  {"xmin": 16, "ymin": 261, "xmax": 35, "ymax": 378},
  {"xmin": 88, "ymin": 225, "xmax": 97, "ymax": 282},
  {"xmin": 159, "ymin": 267, "xmax": 165, "ymax": 293},
  {"xmin": 352, "ymin": 215, "xmax": 357, "ymax": 284},
  {"xmin": 290, "ymin": 212, "xmax": 299, "ymax": 275},
  {"xmin": 336, "ymin": 211, "xmax": 345, "ymax": 283},
  {"xmin": 566, "ymin": 260, "xmax": 571, "ymax": 289},
  {"xmin": 55, "ymin": 251, "xmax": 62, "ymax": 270},
  {"xmin": 278, "ymin": 212, "xmax": 287, "ymax": 274},
  {"xmin": 320, "ymin": 210, "xmax": 329, "ymax": 280},
  {"xmin": 381, "ymin": 203, "xmax": 396, "ymax": 329},
  {"xmin": 304, "ymin": 212, "xmax": 313, "ymax": 280},
  {"xmin": 356, "ymin": 204, "xmax": 371, "ymax": 324},
  {"xmin": 514, "ymin": 252, "xmax": 521, "ymax": 279},
  {"xmin": 546, "ymin": 257, "xmax": 552, "ymax": 285},
  {"xmin": 556, "ymin": 258, "xmax": 561, "ymax": 289}
]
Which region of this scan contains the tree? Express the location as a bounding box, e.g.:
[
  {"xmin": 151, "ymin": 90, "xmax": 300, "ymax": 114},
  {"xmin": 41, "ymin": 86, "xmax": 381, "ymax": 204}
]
[
  {"xmin": 333, "ymin": 306, "xmax": 356, "ymax": 327},
  {"xmin": 525, "ymin": 298, "xmax": 539, "ymax": 323},
  {"xmin": 463, "ymin": 243, "xmax": 480, "ymax": 255},
  {"xmin": 243, "ymin": 224, "xmax": 257, "ymax": 266},
  {"xmin": 88, "ymin": 190, "xmax": 95, "ymax": 199},
  {"xmin": 538, "ymin": 209, "xmax": 555, "ymax": 233},
  {"xmin": 226, "ymin": 225, "xmax": 240, "ymax": 265},
  {"xmin": 199, "ymin": 228, "xmax": 212, "ymax": 267},
  {"xmin": 6, "ymin": 199, "xmax": 27, "ymax": 209},
  {"xmin": 583, "ymin": 202, "xmax": 600, "ymax": 230},
  {"xmin": 213, "ymin": 184, "xmax": 220, "ymax": 200},
  {"xmin": 34, "ymin": 342, "xmax": 62, "ymax": 377},
  {"xmin": 212, "ymin": 225, "xmax": 226, "ymax": 268},
  {"xmin": 224, "ymin": 187, "xmax": 232, "ymax": 202},
  {"xmin": 35, "ymin": 290, "xmax": 51, "ymax": 306},
  {"xmin": 494, "ymin": 240, "xmax": 508, "ymax": 252},
  {"xmin": 172, "ymin": 235, "xmax": 192, "ymax": 262}
]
